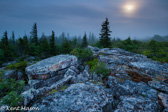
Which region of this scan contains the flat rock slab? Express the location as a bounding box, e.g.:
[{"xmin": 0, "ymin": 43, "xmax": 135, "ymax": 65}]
[{"xmin": 25, "ymin": 55, "xmax": 77, "ymax": 80}]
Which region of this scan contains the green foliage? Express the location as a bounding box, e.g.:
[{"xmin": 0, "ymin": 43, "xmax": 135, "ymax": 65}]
[
  {"xmin": 87, "ymin": 58, "xmax": 110, "ymax": 78},
  {"xmin": 70, "ymin": 48, "xmax": 93, "ymax": 59},
  {"xmin": 0, "ymin": 31, "xmax": 13, "ymax": 61},
  {"xmin": 0, "ymin": 74, "xmax": 25, "ymax": 106},
  {"xmin": 6, "ymin": 61, "xmax": 27, "ymax": 72},
  {"xmin": 62, "ymin": 38, "xmax": 72, "ymax": 54},
  {"xmin": 0, "ymin": 49, "xmax": 4, "ymax": 65},
  {"xmin": 0, "ymin": 91, "xmax": 23, "ymax": 107}
]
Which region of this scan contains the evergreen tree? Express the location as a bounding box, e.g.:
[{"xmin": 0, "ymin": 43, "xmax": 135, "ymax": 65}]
[
  {"xmin": 81, "ymin": 33, "xmax": 88, "ymax": 48},
  {"xmin": 30, "ymin": 23, "xmax": 38, "ymax": 45},
  {"xmin": 17, "ymin": 38, "xmax": 24, "ymax": 54},
  {"xmin": 11, "ymin": 31, "xmax": 15, "ymax": 45},
  {"xmin": 23, "ymin": 35, "xmax": 29, "ymax": 54},
  {"xmin": 49, "ymin": 31, "xmax": 57, "ymax": 55},
  {"xmin": 62, "ymin": 38, "xmax": 72, "ymax": 54},
  {"xmin": 0, "ymin": 31, "xmax": 12, "ymax": 59},
  {"xmin": 99, "ymin": 18, "xmax": 112, "ymax": 48},
  {"xmin": 72, "ymin": 37, "xmax": 78, "ymax": 48},
  {"xmin": 38, "ymin": 34, "xmax": 49, "ymax": 58}
]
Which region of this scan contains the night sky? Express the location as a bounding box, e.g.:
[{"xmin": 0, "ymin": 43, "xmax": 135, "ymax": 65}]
[{"xmin": 0, "ymin": 0, "xmax": 168, "ymax": 39}]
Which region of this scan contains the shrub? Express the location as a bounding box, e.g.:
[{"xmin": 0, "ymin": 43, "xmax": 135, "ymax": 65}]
[
  {"xmin": 0, "ymin": 77, "xmax": 25, "ymax": 96},
  {"xmin": 6, "ymin": 61, "xmax": 27, "ymax": 72},
  {"xmin": 70, "ymin": 48, "xmax": 93, "ymax": 59},
  {"xmin": 0, "ymin": 91, "xmax": 23, "ymax": 107},
  {"xmin": 87, "ymin": 58, "xmax": 110, "ymax": 78},
  {"xmin": 0, "ymin": 74, "xmax": 25, "ymax": 106}
]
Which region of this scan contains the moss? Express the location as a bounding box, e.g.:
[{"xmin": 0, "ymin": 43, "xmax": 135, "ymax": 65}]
[
  {"xmin": 6, "ymin": 61, "xmax": 27, "ymax": 72},
  {"xmin": 50, "ymin": 85, "xmax": 69, "ymax": 95},
  {"xmin": 50, "ymin": 89, "xmax": 58, "ymax": 94}
]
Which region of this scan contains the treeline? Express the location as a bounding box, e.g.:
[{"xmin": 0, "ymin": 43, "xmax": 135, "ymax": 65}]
[
  {"xmin": 0, "ymin": 23, "xmax": 98, "ymax": 65},
  {"xmin": 1, "ymin": 19, "xmax": 168, "ymax": 66}
]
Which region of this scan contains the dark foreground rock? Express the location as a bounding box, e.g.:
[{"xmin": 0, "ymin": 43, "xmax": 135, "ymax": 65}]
[
  {"xmin": 115, "ymin": 95, "xmax": 160, "ymax": 112},
  {"xmin": 31, "ymin": 83, "xmax": 113, "ymax": 112}
]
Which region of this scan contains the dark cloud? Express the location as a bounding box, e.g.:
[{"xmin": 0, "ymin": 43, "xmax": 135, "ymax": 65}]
[{"xmin": 0, "ymin": 0, "xmax": 167, "ymax": 39}]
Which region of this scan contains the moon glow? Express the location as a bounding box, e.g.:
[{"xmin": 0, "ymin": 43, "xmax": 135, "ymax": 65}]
[
  {"xmin": 124, "ymin": 4, "xmax": 135, "ymax": 13},
  {"xmin": 121, "ymin": 2, "xmax": 138, "ymax": 17}
]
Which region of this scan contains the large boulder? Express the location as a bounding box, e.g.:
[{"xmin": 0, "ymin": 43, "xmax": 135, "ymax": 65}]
[
  {"xmin": 25, "ymin": 55, "xmax": 78, "ymax": 80},
  {"xmin": 31, "ymin": 83, "xmax": 113, "ymax": 112}
]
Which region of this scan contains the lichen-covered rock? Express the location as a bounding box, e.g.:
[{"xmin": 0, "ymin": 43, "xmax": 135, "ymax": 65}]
[
  {"xmin": 89, "ymin": 46, "xmax": 168, "ymax": 80},
  {"xmin": 107, "ymin": 76, "xmax": 157, "ymax": 100},
  {"xmin": 25, "ymin": 55, "xmax": 78, "ymax": 80},
  {"xmin": 17, "ymin": 71, "xmax": 24, "ymax": 80},
  {"xmin": 3, "ymin": 69, "xmax": 18, "ymax": 79},
  {"xmin": 31, "ymin": 83, "xmax": 113, "ymax": 112},
  {"xmin": 87, "ymin": 45, "xmax": 100, "ymax": 54},
  {"xmin": 22, "ymin": 76, "xmax": 72, "ymax": 106},
  {"xmin": 74, "ymin": 70, "xmax": 90, "ymax": 83},
  {"xmin": 158, "ymin": 92, "xmax": 168, "ymax": 108},
  {"xmin": 28, "ymin": 75, "xmax": 64, "ymax": 89},
  {"xmin": 148, "ymin": 80, "xmax": 168, "ymax": 93},
  {"xmin": 114, "ymin": 95, "xmax": 161, "ymax": 112},
  {"xmin": 2, "ymin": 61, "xmax": 16, "ymax": 67}
]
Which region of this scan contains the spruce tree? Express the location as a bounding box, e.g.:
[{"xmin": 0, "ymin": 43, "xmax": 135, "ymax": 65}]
[
  {"xmin": 11, "ymin": 31, "xmax": 15, "ymax": 45},
  {"xmin": 30, "ymin": 23, "xmax": 38, "ymax": 45},
  {"xmin": 23, "ymin": 35, "xmax": 29, "ymax": 54},
  {"xmin": 49, "ymin": 31, "xmax": 56, "ymax": 55},
  {"xmin": 82, "ymin": 33, "xmax": 88, "ymax": 48},
  {"xmin": 99, "ymin": 18, "xmax": 112, "ymax": 48},
  {"xmin": 72, "ymin": 37, "xmax": 78, "ymax": 48},
  {"xmin": 62, "ymin": 38, "xmax": 72, "ymax": 54},
  {"xmin": 0, "ymin": 31, "xmax": 12, "ymax": 59}
]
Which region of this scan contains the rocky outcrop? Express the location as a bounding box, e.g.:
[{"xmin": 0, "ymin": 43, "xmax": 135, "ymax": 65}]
[
  {"xmin": 31, "ymin": 83, "xmax": 113, "ymax": 112},
  {"xmin": 20, "ymin": 46, "xmax": 168, "ymax": 111},
  {"xmin": 89, "ymin": 46, "xmax": 168, "ymax": 111}
]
